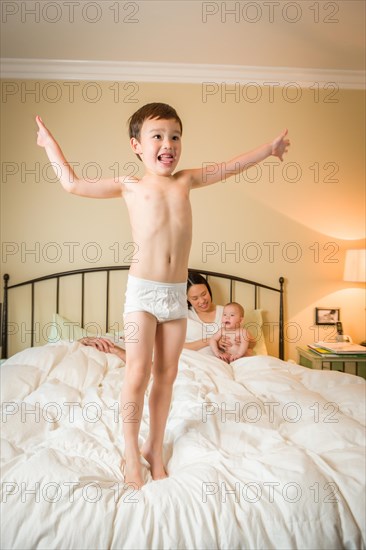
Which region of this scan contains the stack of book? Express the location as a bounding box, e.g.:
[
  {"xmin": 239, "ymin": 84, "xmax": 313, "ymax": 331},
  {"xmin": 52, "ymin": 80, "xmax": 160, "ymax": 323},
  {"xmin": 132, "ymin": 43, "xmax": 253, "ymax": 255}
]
[{"xmin": 308, "ymin": 342, "xmax": 366, "ymax": 357}]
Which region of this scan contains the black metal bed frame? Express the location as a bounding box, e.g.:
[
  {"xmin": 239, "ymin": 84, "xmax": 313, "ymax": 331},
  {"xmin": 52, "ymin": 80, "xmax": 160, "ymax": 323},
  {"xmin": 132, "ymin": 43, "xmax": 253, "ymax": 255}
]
[{"xmin": 1, "ymin": 267, "xmax": 285, "ymax": 359}]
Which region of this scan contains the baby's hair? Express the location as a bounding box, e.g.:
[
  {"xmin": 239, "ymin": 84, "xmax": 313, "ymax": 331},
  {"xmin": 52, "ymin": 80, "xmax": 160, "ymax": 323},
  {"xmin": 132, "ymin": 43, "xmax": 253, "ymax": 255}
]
[
  {"xmin": 225, "ymin": 302, "xmax": 244, "ymax": 317},
  {"xmin": 128, "ymin": 103, "xmax": 183, "ymax": 161}
]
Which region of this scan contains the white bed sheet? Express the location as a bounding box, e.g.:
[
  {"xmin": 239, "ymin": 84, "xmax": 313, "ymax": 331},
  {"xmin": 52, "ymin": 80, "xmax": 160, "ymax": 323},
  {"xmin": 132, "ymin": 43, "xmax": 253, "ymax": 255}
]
[{"xmin": 1, "ymin": 342, "xmax": 365, "ymax": 549}]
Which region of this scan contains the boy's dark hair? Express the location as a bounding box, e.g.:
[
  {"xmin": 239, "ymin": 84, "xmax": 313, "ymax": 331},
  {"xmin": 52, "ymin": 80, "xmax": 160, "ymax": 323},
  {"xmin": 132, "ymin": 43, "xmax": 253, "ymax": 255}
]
[
  {"xmin": 186, "ymin": 272, "xmax": 213, "ymax": 309},
  {"xmin": 128, "ymin": 103, "xmax": 183, "ymax": 161}
]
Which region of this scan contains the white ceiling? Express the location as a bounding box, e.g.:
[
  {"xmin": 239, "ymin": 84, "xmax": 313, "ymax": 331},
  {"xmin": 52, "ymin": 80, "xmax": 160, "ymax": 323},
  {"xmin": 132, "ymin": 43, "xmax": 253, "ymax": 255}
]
[{"xmin": 1, "ymin": 0, "xmax": 365, "ymax": 72}]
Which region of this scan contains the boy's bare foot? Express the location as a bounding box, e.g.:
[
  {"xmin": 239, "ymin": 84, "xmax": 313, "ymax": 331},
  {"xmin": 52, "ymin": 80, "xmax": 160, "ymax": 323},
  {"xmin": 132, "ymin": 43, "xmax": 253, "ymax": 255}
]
[
  {"xmin": 122, "ymin": 456, "xmax": 145, "ymax": 489},
  {"xmin": 141, "ymin": 442, "xmax": 168, "ymax": 480}
]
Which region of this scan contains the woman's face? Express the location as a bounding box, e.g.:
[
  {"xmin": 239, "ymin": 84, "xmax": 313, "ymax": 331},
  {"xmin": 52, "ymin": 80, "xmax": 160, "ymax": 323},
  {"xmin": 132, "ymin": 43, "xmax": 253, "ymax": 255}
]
[{"xmin": 187, "ymin": 284, "xmax": 212, "ymax": 313}]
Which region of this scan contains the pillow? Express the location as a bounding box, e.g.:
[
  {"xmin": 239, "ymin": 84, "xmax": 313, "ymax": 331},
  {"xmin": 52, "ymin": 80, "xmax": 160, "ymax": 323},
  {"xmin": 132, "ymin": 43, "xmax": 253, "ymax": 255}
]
[
  {"xmin": 243, "ymin": 309, "xmax": 267, "ymax": 356},
  {"xmin": 47, "ymin": 313, "xmax": 124, "ymax": 345},
  {"xmin": 47, "ymin": 313, "xmax": 91, "ymax": 342}
]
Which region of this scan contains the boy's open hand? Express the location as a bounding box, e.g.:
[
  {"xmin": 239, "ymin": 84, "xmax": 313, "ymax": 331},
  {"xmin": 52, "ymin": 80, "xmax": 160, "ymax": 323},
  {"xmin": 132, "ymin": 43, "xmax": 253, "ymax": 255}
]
[
  {"xmin": 36, "ymin": 115, "xmax": 53, "ymax": 148},
  {"xmin": 271, "ymin": 129, "xmax": 290, "ymax": 161}
]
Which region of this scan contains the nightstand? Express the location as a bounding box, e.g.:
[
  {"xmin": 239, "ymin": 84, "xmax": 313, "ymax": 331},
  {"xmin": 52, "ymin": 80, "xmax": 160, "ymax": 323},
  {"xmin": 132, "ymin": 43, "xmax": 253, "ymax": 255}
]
[{"xmin": 297, "ymin": 347, "xmax": 366, "ymax": 379}]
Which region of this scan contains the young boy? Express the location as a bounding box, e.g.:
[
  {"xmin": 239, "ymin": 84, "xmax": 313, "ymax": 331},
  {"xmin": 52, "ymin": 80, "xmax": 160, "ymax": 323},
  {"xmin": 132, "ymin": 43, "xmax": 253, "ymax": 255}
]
[
  {"xmin": 36, "ymin": 103, "xmax": 290, "ymax": 488},
  {"xmin": 210, "ymin": 302, "xmax": 254, "ymax": 362}
]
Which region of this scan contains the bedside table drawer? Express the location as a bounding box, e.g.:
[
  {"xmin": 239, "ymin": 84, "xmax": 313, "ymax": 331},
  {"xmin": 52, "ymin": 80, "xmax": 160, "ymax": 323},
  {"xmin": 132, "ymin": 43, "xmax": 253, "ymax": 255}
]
[{"xmin": 297, "ymin": 347, "xmax": 366, "ymax": 379}]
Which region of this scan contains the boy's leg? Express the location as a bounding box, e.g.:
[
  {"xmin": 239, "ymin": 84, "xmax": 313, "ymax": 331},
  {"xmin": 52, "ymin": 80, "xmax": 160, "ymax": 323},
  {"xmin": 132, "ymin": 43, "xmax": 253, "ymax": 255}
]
[
  {"xmin": 142, "ymin": 317, "xmax": 187, "ymax": 479},
  {"xmin": 121, "ymin": 311, "xmax": 156, "ymax": 488}
]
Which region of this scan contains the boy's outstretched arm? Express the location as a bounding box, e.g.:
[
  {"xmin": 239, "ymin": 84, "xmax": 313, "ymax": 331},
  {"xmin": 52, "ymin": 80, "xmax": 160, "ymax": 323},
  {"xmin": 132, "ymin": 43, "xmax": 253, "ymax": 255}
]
[
  {"xmin": 186, "ymin": 129, "xmax": 290, "ymax": 188},
  {"xmin": 36, "ymin": 116, "xmax": 123, "ymax": 198}
]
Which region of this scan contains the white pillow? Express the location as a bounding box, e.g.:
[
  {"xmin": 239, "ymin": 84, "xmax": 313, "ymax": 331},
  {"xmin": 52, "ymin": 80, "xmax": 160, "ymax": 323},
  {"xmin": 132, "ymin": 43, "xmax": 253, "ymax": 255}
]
[
  {"xmin": 47, "ymin": 313, "xmax": 124, "ymax": 344},
  {"xmin": 47, "ymin": 313, "xmax": 94, "ymax": 342},
  {"xmin": 243, "ymin": 309, "xmax": 267, "ymax": 356}
]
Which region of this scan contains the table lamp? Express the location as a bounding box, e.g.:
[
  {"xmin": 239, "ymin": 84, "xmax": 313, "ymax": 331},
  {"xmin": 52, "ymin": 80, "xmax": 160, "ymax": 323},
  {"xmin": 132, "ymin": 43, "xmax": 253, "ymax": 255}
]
[
  {"xmin": 343, "ymin": 249, "xmax": 366, "ymax": 345},
  {"xmin": 343, "ymin": 249, "xmax": 366, "ymax": 283}
]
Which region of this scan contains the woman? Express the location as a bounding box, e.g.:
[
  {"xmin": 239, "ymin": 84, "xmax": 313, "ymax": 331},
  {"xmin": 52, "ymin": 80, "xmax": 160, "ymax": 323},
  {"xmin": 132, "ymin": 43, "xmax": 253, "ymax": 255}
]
[{"xmin": 184, "ymin": 273, "xmax": 225, "ymax": 352}]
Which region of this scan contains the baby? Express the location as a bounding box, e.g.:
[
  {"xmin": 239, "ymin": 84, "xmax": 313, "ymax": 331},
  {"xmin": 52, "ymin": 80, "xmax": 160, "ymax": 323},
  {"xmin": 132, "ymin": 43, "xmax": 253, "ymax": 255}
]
[{"xmin": 210, "ymin": 302, "xmax": 253, "ymax": 362}]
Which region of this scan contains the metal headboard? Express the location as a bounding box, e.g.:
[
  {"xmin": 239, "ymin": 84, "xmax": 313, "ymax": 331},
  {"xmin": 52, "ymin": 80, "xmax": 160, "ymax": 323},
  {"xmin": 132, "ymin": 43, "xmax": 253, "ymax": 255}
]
[{"xmin": 1, "ymin": 267, "xmax": 285, "ymax": 359}]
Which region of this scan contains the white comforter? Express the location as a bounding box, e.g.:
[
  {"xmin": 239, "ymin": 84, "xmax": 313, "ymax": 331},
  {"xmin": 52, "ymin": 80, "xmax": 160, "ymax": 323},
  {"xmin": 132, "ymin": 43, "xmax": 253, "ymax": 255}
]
[{"xmin": 1, "ymin": 342, "xmax": 365, "ymax": 550}]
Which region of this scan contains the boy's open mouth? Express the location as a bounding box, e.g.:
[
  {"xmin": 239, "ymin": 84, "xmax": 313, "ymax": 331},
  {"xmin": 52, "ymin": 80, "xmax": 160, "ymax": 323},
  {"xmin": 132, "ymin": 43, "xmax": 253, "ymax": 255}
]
[{"xmin": 158, "ymin": 153, "xmax": 174, "ymax": 163}]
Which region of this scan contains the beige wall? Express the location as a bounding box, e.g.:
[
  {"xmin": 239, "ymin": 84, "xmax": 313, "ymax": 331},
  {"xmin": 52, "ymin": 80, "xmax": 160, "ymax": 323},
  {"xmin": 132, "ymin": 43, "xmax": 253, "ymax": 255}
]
[{"xmin": 1, "ymin": 80, "xmax": 365, "ymax": 359}]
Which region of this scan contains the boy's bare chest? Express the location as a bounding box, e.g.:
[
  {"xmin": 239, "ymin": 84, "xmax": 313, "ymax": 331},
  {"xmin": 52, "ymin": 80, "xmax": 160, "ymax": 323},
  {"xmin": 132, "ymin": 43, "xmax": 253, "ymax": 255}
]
[{"xmin": 125, "ymin": 183, "xmax": 191, "ymax": 213}]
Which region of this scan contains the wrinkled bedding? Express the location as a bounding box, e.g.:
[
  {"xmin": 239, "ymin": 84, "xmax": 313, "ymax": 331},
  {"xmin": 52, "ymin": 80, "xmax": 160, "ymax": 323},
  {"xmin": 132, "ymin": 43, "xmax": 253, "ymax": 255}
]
[{"xmin": 1, "ymin": 342, "xmax": 365, "ymax": 549}]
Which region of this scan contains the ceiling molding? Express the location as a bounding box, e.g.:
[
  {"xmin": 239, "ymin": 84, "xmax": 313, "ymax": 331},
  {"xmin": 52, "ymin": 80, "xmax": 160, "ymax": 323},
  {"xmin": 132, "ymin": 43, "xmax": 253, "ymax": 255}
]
[{"xmin": 1, "ymin": 58, "xmax": 365, "ymax": 89}]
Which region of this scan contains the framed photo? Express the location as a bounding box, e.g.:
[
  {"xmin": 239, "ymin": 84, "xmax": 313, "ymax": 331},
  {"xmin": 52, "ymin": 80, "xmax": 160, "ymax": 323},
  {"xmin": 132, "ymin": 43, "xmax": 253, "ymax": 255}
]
[{"xmin": 315, "ymin": 308, "xmax": 340, "ymax": 325}]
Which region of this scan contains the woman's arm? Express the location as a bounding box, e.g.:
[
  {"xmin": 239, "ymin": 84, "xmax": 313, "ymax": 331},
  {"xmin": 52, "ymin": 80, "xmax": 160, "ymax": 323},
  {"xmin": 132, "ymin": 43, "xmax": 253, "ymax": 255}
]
[
  {"xmin": 210, "ymin": 331, "xmax": 231, "ymax": 361},
  {"xmin": 210, "ymin": 330, "xmax": 222, "ymax": 356},
  {"xmin": 36, "ymin": 116, "xmax": 124, "ymax": 198},
  {"xmin": 79, "ymin": 337, "xmax": 126, "ymax": 362},
  {"xmin": 79, "ymin": 336, "xmax": 115, "ymax": 352},
  {"xmin": 183, "ymin": 339, "xmax": 210, "ymax": 351}
]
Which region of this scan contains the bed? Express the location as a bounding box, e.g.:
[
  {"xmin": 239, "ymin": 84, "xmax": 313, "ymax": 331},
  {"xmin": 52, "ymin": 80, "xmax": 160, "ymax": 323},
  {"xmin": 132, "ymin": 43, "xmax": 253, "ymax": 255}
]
[{"xmin": 1, "ymin": 267, "xmax": 365, "ymax": 550}]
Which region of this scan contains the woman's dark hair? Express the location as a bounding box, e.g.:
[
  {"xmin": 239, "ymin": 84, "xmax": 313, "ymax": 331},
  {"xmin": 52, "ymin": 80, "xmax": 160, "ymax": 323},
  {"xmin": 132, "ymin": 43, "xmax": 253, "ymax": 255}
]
[{"xmin": 186, "ymin": 272, "xmax": 213, "ymax": 309}]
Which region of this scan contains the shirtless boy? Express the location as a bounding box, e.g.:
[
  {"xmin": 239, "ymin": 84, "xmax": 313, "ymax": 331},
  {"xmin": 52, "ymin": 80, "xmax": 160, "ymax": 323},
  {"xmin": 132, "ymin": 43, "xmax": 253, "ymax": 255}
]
[
  {"xmin": 210, "ymin": 302, "xmax": 254, "ymax": 362},
  {"xmin": 36, "ymin": 103, "xmax": 290, "ymax": 488}
]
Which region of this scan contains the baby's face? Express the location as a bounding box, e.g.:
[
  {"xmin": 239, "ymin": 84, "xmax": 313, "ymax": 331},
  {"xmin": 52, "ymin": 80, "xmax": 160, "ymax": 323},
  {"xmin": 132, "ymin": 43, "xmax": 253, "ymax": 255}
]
[
  {"xmin": 222, "ymin": 305, "xmax": 243, "ymax": 329},
  {"xmin": 131, "ymin": 117, "xmax": 182, "ymax": 176}
]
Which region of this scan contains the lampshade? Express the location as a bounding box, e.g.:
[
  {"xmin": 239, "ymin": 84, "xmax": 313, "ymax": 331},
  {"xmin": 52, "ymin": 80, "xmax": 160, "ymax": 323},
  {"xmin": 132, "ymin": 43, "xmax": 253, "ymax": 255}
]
[{"xmin": 343, "ymin": 249, "xmax": 366, "ymax": 282}]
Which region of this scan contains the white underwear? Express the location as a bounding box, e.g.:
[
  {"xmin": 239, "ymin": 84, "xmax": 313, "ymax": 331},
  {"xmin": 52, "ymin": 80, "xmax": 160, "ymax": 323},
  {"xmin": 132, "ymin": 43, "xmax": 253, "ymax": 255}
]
[{"xmin": 123, "ymin": 275, "xmax": 188, "ymax": 323}]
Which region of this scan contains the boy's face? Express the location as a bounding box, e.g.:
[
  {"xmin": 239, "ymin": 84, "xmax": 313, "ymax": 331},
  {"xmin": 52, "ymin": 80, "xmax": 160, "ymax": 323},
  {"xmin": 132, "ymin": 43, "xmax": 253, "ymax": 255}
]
[
  {"xmin": 130, "ymin": 117, "xmax": 182, "ymax": 176},
  {"xmin": 222, "ymin": 305, "xmax": 243, "ymax": 329}
]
